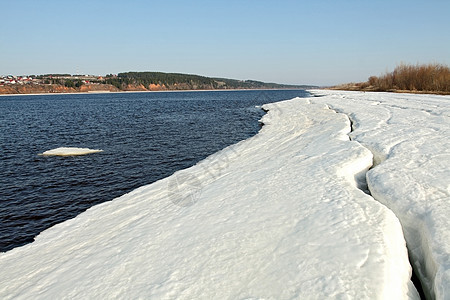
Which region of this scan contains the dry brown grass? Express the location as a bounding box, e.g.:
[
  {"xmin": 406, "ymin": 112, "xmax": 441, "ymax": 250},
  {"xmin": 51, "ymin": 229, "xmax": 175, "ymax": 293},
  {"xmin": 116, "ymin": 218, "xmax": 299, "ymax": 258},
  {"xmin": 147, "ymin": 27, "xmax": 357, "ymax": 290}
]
[{"xmin": 331, "ymin": 63, "xmax": 450, "ymax": 94}]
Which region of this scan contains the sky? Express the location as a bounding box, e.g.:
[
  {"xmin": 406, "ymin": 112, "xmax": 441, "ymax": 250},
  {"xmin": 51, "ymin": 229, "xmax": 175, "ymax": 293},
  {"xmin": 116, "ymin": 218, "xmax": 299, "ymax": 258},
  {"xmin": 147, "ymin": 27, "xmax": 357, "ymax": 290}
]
[{"xmin": 1, "ymin": 0, "xmax": 449, "ymax": 86}]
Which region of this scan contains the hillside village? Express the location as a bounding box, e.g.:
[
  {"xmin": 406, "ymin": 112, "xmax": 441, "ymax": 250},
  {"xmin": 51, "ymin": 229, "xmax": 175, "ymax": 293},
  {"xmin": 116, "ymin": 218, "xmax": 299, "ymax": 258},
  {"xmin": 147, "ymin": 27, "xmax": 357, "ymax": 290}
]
[
  {"xmin": 0, "ymin": 74, "xmax": 106, "ymax": 86},
  {"xmin": 1, "ymin": 75, "xmax": 36, "ymax": 85}
]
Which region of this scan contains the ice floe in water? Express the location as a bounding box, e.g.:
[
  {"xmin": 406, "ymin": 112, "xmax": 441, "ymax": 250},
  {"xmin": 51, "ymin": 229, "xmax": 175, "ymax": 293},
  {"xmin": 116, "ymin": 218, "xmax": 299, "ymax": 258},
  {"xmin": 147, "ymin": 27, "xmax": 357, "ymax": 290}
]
[
  {"xmin": 0, "ymin": 95, "xmax": 421, "ymax": 299},
  {"xmin": 40, "ymin": 147, "xmax": 103, "ymax": 156}
]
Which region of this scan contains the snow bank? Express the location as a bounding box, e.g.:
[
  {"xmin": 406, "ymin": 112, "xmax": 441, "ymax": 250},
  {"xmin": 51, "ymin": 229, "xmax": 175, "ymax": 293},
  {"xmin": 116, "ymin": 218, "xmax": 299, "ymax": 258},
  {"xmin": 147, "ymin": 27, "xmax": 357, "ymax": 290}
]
[
  {"xmin": 310, "ymin": 90, "xmax": 450, "ymax": 299},
  {"xmin": 0, "ymin": 98, "xmax": 417, "ymax": 299},
  {"xmin": 40, "ymin": 147, "xmax": 103, "ymax": 156}
]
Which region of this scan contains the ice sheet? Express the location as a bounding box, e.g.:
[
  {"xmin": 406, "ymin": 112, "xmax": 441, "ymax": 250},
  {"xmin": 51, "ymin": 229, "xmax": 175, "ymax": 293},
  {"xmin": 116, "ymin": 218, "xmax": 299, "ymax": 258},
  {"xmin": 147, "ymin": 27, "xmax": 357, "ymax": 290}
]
[
  {"xmin": 40, "ymin": 147, "xmax": 103, "ymax": 156},
  {"xmin": 310, "ymin": 90, "xmax": 450, "ymax": 299},
  {"xmin": 0, "ymin": 97, "xmax": 418, "ymax": 299}
]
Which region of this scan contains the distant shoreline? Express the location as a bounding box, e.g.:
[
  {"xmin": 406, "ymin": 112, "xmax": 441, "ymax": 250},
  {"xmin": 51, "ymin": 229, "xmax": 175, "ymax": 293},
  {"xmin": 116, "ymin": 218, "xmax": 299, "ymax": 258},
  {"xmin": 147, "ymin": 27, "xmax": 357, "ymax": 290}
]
[
  {"xmin": 0, "ymin": 71, "xmax": 317, "ymax": 96},
  {"xmin": 0, "ymin": 87, "xmax": 309, "ymax": 97}
]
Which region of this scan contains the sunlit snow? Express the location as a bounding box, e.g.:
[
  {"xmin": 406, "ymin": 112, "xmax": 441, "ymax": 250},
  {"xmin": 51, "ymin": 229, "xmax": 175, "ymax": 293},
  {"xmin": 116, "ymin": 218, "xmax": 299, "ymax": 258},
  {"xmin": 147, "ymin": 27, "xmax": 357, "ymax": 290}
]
[
  {"xmin": 40, "ymin": 147, "xmax": 103, "ymax": 156},
  {"xmin": 3, "ymin": 91, "xmax": 448, "ymax": 299},
  {"xmin": 309, "ymin": 90, "xmax": 450, "ymax": 299}
]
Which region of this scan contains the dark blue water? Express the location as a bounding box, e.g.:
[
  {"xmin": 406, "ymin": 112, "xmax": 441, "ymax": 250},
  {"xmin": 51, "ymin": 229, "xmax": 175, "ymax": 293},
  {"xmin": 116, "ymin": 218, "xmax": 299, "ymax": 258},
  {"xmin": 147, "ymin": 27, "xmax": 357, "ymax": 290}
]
[{"xmin": 0, "ymin": 89, "xmax": 309, "ymax": 252}]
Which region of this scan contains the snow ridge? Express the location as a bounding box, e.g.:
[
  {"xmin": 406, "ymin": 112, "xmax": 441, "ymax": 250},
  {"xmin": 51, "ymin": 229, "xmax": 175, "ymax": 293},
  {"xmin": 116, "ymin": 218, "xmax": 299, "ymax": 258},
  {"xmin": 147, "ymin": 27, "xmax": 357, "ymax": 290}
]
[
  {"xmin": 327, "ymin": 102, "xmax": 426, "ymax": 297},
  {"xmin": 310, "ymin": 90, "xmax": 450, "ymax": 299}
]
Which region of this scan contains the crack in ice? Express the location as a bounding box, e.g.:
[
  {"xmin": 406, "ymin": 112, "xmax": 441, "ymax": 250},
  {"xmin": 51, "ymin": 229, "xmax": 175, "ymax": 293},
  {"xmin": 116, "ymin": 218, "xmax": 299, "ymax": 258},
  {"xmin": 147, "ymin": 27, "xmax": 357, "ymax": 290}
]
[
  {"xmin": 327, "ymin": 103, "xmax": 427, "ymax": 299},
  {"xmin": 310, "ymin": 90, "xmax": 450, "ymax": 299}
]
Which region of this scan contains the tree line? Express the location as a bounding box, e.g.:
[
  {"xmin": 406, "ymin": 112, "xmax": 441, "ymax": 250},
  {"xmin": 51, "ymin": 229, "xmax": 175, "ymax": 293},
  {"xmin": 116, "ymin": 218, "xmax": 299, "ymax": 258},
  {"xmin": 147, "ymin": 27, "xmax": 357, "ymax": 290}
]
[
  {"xmin": 334, "ymin": 63, "xmax": 450, "ymax": 94},
  {"xmin": 104, "ymin": 72, "xmax": 310, "ymax": 90},
  {"xmin": 367, "ymin": 63, "xmax": 450, "ymax": 93},
  {"xmin": 105, "ymin": 72, "xmax": 219, "ymax": 89}
]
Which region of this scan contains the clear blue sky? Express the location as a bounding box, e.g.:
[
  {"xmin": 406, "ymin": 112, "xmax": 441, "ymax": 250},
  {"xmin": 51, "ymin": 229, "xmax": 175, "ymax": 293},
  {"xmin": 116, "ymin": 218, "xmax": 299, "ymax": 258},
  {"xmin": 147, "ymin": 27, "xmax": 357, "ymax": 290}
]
[{"xmin": 1, "ymin": 0, "xmax": 449, "ymax": 85}]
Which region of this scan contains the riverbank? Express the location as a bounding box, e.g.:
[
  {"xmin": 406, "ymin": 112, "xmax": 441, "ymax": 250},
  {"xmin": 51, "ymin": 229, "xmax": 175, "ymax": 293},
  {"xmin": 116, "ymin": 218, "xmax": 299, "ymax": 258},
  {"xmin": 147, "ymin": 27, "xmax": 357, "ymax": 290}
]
[
  {"xmin": 328, "ymin": 84, "xmax": 450, "ymax": 95},
  {"xmin": 0, "ymin": 83, "xmax": 120, "ymax": 95},
  {"xmin": 0, "ymin": 91, "xmax": 427, "ymax": 299}
]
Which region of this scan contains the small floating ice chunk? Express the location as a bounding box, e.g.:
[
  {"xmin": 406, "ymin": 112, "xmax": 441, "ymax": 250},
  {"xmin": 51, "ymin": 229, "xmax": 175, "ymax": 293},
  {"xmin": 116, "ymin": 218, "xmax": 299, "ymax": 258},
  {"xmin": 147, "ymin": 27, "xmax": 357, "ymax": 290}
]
[{"xmin": 40, "ymin": 147, "xmax": 103, "ymax": 156}]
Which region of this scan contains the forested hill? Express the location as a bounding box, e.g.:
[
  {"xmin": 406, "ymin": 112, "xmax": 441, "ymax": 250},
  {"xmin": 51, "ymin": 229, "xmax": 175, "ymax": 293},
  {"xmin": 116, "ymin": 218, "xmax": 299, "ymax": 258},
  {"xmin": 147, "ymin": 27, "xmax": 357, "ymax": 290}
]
[
  {"xmin": 105, "ymin": 72, "xmax": 316, "ymax": 91},
  {"xmin": 0, "ymin": 72, "xmax": 317, "ymax": 94}
]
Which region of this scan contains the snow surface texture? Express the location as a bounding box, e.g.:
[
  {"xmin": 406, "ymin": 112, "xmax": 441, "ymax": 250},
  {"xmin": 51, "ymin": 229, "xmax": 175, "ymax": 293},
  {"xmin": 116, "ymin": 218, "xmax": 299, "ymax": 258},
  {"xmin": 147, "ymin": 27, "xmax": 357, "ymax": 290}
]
[
  {"xmin": 40, "ymin": 147, "xmax": 103, "ymax": 156},
  {"xmin": 0, "ymin": 97, "xmax": 419, "ymax": 299},
  {"xmin": 310, "ymin": 90, "xmax": 450, "ymax": 299}
]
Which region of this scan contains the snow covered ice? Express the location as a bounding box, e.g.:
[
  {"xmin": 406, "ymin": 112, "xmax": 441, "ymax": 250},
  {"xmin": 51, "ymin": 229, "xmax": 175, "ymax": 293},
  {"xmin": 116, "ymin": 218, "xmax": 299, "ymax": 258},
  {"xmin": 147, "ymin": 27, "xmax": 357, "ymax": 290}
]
[
  {"xmin": 40, "ymin": 147, "xmax": 103, "ymax": 156},
  {"xmin": 4, "ymin": 90, "xmax": 450, "ymax": 299},
  {"xmin": 310, "ymin": 90, "xmax": 450, "ymax": 299}
]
